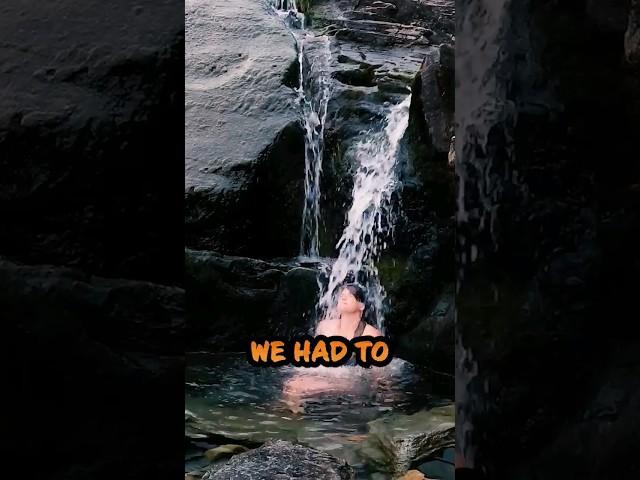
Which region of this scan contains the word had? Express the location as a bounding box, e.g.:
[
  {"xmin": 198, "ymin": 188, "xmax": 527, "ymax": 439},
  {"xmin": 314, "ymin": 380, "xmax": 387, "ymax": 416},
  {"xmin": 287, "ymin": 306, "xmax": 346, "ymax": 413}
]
[{"xmin": 247, "ymin": 335, "xmax": 393, "ymax": 368}]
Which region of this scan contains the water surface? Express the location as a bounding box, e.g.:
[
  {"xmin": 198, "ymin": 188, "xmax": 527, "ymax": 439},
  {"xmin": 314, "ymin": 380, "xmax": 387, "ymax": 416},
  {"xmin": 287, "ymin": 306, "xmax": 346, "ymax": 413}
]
[{"xmin": 186, "ymin": 353, "xmax": 452, "ymax": 478}]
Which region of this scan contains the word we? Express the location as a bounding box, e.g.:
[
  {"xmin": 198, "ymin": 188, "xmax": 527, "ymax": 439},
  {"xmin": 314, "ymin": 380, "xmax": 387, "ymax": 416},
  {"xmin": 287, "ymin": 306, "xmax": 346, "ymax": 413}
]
[{"xmin": 248, "ymin": 335, "xmax": 393, "ymax": 368}]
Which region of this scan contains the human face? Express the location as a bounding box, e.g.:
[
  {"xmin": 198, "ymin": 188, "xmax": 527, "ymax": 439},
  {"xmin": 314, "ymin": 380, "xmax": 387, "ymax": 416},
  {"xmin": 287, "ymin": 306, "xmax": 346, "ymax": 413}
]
[{"xmin": 336, "ymin": 287, "xmax": 364, "ymax": 314}]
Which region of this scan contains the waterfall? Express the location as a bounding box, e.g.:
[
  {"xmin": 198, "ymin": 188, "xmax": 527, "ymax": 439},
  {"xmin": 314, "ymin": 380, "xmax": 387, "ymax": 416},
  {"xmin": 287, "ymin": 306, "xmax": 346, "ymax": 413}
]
[
  {"xmin": 270, "ymin": 0, "xmax": 411, "ymax": 330},
  {"xmin": 269, "ymin": 0, "xmax": 331, "ymax": 259},
  {"xmin": 317, "ymin": 96, "xmax": 412, "ymax": 331},
  {"xmin": 298, "ymin": 37, "xmax": 331, "ymax": 258}
]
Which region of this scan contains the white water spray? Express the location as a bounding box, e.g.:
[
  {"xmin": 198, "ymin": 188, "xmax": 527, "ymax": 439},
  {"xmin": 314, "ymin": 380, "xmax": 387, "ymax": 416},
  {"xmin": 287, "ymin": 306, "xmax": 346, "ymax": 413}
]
[
  {"xmin": 317, "ymin": 96, "xmax": 412, "ymax": 331},
  {"xmin": 269, "ymin": 0, "xmax": 331, "ymax": 258}
]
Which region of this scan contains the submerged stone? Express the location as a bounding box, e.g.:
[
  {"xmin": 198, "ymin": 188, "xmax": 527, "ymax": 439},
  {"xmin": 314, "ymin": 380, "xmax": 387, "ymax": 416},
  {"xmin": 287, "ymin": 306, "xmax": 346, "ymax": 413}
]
[{"xmin": 204, "ymin": 444, "xmax": 249, "ymax": 462}]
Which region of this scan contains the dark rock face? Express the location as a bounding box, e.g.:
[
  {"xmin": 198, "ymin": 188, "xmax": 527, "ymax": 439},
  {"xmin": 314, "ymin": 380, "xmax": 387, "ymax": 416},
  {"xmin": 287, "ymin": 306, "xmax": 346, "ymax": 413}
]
[
  {"xmin": 2, "ymin": 258, "xmax": 185, "ymax": 478},
  {"xmin": 409, "ymin": 43, "xmax": 454, "ymax": 155},
  {"xmin": 456, "ymin": 0, "xmax": 640, "ymax": 477},
  {"xmin": 0, "ymin": 0, "xmax": 184, "ymax": 285},
  {"xmin": 0, "ymin": 258, "xmax": 184, "ymax": 356},
  {"xmin": 185, "ymin": 249, "xmax": 319, "ymax": 350},
  {"xmin": 359, "ymin": 405, "xmax": 455, "ymax": 475},
  {"xmin": 202, "ymin": 440, "xmax": 355, "ymax": 480},
  {"xmin": 2, "ymin": 2, "xmax": 185, "ymax": 478},
  {"xmin": 185, "ymin": 0, "xmax": 304, "ymax": 257},
  {"xmin": 626, "ymin": 0, "xmax": 640, "ymax": 64},
  {"xmin": 396, "ymin": 285, "xmax": 454, "ymax": 372},
  {"xmin": 185, "ymin": 121, "xmax": 306, "ymax": 257}
]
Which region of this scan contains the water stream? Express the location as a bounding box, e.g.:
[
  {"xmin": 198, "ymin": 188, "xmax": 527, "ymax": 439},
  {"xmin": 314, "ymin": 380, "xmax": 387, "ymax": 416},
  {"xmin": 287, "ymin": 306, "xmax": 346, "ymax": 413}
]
[
  {"xmin": 318, "ymin": 96, "xmax": 412, "ymax": 331},
  {"xmin": 270, "ymin": 1, "xmax": 412, "ymax": 328},
  {"xmin": 270, "ymin": 1, "xmax": 332, "ymax": 259}
]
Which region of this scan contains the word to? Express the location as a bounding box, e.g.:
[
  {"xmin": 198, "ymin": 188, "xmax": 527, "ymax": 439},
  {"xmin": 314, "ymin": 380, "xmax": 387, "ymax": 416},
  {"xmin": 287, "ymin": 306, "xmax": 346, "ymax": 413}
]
[{"xmin": 247, "ymin": 335, "xmax": 393, "ymax": 368}]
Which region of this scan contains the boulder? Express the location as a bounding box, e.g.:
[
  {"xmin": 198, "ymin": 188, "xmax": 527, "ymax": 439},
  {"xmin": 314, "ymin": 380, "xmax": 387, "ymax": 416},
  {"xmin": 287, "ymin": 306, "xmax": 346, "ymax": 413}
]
[
  {"xmin": 359, "ymin": 405, "xmax": 455, "ymax": 475},
  {"xmin": 396, "ymin": 285, "xmax": 454, "ymax": 373},
  {"xmin": 312, "ymin": 0, "xmax": 454, "ymax": 45},
  {"xmin": 378, "ymin": 222, "xmax": 454, "ymax": 370},
  {"xmin": 204, "ymin": 444, "xmax": 249, "ymax": 462},
  {"xmin": 270, "ymin": 267, "xmax": 321, "ymax": 336},
  {"xmin": 185, "ymin": 249, "xmax": 320, "ymax": 349},
  {"xmin": 185, "ymin": 0, "xmax": 304, "ymax": 256},
  {"xmin": 0, "ymin": 257, "xmax": 184, "ymax": 356},
  {"xmin": 408, "ymin": 43, "xmax": 455, "ymax": 156},
  {"xmin": 202, "ymin": 440, "xmax": 355, "ymax": 480},
  {"xmin": 626, "ymin": 0, "xmax": 640, "ymax": 65},
  {"xmin": 0, "ymin": 0, "xmax": 183, "ymax": 284},
  {"xmin": 455, "ymin": 0, "xmax": 640, "ymax": 477},
  {"xmin": 1, "ymin": 257, "xmax": 184, "ymax": 477}
]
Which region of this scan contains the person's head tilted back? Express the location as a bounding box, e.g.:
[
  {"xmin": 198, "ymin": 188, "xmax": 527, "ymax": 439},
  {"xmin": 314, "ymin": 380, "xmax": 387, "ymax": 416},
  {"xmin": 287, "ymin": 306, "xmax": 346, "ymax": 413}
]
[{"xmin": 337, "ymin": 283, "xmax": 366, "ymax": 315}]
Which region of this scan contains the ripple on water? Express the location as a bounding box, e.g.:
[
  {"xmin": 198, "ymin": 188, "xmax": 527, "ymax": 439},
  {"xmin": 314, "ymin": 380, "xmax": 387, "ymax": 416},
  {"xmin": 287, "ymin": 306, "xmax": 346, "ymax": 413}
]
[{"xmin": 186, "ymin": 353, "xmax": 450, "ymax": 476}]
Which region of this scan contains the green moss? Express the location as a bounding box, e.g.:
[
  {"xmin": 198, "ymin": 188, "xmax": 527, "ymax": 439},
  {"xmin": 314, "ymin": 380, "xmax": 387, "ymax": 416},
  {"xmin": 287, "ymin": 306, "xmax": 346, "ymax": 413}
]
[
  {"xmin": 377, "ymin": 255, "xmax": 408, "ymax": 291},
  {"xmin": 299, "ymin": 0, "xmax": 313, "ymax": 13}
]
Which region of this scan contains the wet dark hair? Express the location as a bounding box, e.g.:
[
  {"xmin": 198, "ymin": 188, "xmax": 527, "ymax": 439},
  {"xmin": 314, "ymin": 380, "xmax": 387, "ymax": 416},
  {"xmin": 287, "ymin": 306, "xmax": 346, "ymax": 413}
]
[{"xmin": 341, "ymin": 282, "xmax": 366, "ymax": 304}]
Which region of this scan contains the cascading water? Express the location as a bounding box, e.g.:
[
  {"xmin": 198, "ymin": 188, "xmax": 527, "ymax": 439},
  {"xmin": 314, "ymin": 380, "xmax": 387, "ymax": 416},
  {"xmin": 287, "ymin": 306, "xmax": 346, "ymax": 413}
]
[
  {"xmin": 317, "ymin": 96, "xmax": 412, "ymax": 331},
  {"xmin": 270, "ymin": 0, "xmax": 412, "ymax": 332},
  {"xmin": 298, "ymin": 38, "xmax": 331, "ymax": 258},
  {"xmin": 269, "ymin": 0, "xmax": 331, "ymax": 259}
]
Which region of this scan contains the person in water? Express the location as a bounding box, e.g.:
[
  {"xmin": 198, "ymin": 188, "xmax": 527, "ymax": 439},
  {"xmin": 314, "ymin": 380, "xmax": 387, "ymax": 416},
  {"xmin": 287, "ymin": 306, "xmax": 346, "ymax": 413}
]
[
  {"xmin": 315, "ymin": 283, "xmax": 383, "ymax": 339},
  {"xmin": 281, "ymin": 283, "xmax": 384, "ymax": 411}
]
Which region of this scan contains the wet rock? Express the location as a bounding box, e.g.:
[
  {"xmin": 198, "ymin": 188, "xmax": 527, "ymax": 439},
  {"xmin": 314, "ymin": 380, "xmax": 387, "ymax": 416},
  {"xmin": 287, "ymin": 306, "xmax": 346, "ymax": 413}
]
[
  {"xmin": 204, "ymin": 444, "xmax": 249, "ymax": 462},
  {"xmin": 396, "ymin": 285, "xmax": 454, "ymax": 373},
  {"xmin": 408, "ymin": 43, "xmax": 454, "ymax": 156},
  {"xmin": 313, "ymin": 0, "xmax": 453, "ymax": 43},
  {"xmin": 380, "ymin": 220, "xmax": 454, "ymax": 370},
  {"xmin": 185, "ymin": 0, "xmax": 304, "ymax": 256},
  {"xmin": 359, "ymin": 405, "xmax": 455, "ymax": 475},
  {"xmin": 185, "ymin": 248, "xmax": 286, "ymax": 348},
  {"xmin": 455, "ymin": 0, "xmax": 640, "ymax": 477},
  {"xmin": 270, "ymin": 267, "xmax": 321, "ymax": 336},
  {"xmin": 202, "ymin": 440, "xmax": 355, "ymax": 480},
  {"xmin": 0, "ymin": 257, "xmax": 184, "ymax": 356},
  {"xmin": 626, "ymin": 0, "xmax": 640, "ymax": 65},
  {"xmin": 185, "ymin": 249, "xmax": 319, "ymax": 349},
  {"xmin": 416, "ymin": 447, "xmax": 455, "ymax": 480},
  {"xmin": 0, "ymin": 0, "xmax": 183, "ymax": 284},
  {"xmin": 586, "ymin": 0, "xmax": 630, "ymax": 33},
  {"xmin": 1, "ymin": 257, "xmax": 184, "ymax": 477},
  {"xmin": 332, "ymin": 65, "xmax": 378, "ymax": 87},
  {"xmin": 186, "ymin": 414, "xmax": 263, "ymax": 450}
]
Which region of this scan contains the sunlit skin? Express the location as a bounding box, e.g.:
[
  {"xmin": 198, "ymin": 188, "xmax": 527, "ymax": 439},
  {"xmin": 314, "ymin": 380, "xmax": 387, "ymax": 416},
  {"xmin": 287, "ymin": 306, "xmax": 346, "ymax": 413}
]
[
  {"xmin": 315, "ymin": 287, "xmax": 382, "ymax": 338},
  {"xmin": 281, "ymin": 287, "xmax": 384, "ymax": 412}
]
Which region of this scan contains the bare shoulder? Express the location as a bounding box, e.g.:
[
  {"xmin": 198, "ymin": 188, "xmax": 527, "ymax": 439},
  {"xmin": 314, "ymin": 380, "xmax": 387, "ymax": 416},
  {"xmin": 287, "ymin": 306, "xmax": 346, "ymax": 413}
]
[
  {"xmin": 315, "ymin": 318, "xmax": 336, "ymax": 336},
  {"xmin": 363, "ymin": 323, "xmax": 383, "ymax": 336}
]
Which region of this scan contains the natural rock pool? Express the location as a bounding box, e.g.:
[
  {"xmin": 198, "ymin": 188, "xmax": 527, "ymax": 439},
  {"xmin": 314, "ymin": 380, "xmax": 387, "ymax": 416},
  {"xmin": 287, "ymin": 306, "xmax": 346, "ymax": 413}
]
[
  {"xmin": 186, "ymin": 353, "xmax": 454, "ymax": 479},
  {"xmin": 185, "ymin": 0, "xmax": 456, "ymax": 477}
]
